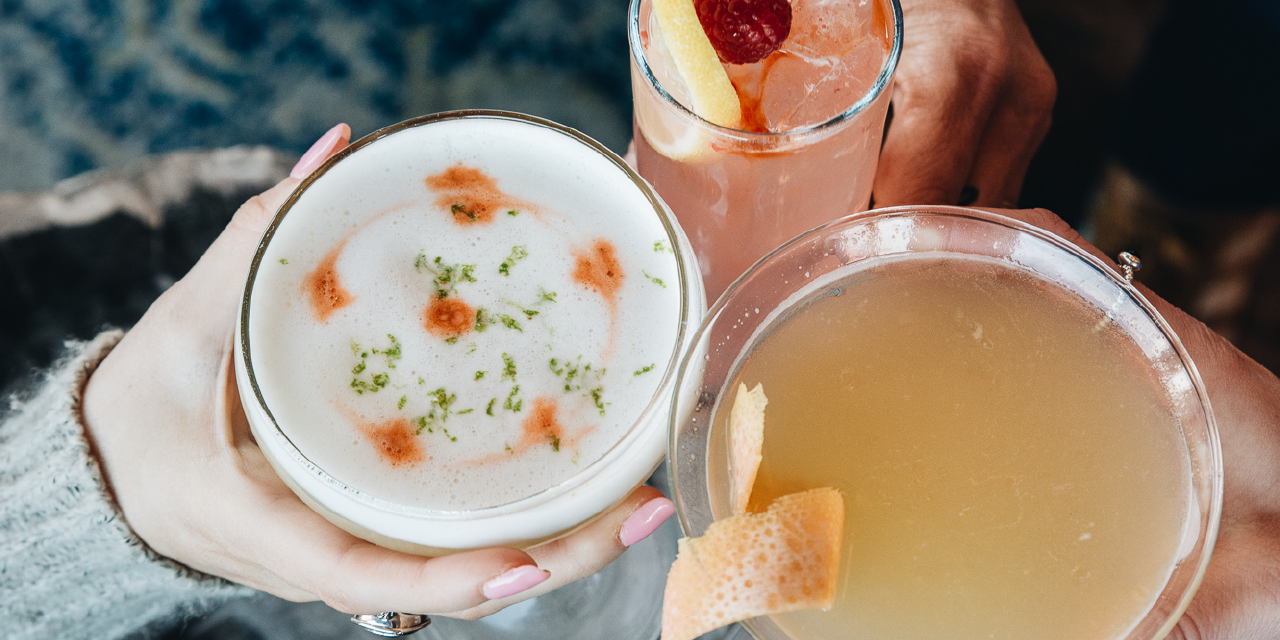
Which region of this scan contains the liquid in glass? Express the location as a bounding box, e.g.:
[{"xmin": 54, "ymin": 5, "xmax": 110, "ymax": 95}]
[
  {"xmin": 670, "ymin": 209, "xmax": 1221, "ymax": 640},
  {"xmin": 629, "ymin": 0, "xmax": 901, "ymax": 298},
  {"xmin": 725, "ymin": 256, "xmax": 1193, "ymax": 640}
]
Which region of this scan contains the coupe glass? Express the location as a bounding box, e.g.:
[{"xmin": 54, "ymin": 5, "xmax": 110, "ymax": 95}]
[{"xmin": 669, "ymin": 206, "xmax": 1222, "ymax": 640}]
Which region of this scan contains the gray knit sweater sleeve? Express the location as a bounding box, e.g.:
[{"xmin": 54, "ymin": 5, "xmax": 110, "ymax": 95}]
[{"xmin": 0, "ymin": 331, "xmax": 252, "ymax": 640}]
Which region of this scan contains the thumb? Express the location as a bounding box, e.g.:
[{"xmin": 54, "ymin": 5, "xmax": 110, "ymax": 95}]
[
  {"xmin": 181, "ymin": 124, "xmax": 352, "ymax": 306},
  {"xmin": 219, "ymin": 124, "xmax": 352, "ymax": 267}
]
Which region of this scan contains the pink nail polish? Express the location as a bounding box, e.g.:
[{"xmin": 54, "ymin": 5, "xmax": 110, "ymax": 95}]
[
  {"xmin": 620, "ymin": 497, "xmax": 675, "ymax": 547},
  {"xmin": 290, "ymin": 123, "xmax": 349, "ymax": 178},
  {"xmin": 482, "ymin": 565, "xmax": 550, "ymax": 600}
]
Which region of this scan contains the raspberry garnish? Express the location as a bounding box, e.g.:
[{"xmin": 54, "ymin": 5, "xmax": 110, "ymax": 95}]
[{"xmin": 694, "ymin": 0, "xmax": 793, "ymax": 65}]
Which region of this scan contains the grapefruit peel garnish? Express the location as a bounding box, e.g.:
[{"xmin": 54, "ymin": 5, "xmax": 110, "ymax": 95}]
[
  {"xmin": 661, "ymin": 487, "xmax": 846, "ymax": 640},
  {"xmin": 651, "ymin": 0, "xmax": 744, "ymax": 133},
  {"xmin": 729, "ymin": 382, "xmax": 768, "ymax": 514}
]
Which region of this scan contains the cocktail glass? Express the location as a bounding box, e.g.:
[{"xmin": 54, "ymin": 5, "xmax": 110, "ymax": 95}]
[
  {"xmin": 235, "ymin": 111, "xmax": 704, "ymax": 637},
  {"xmin": 669, "ymin": 207, "xmax": 1222, "ymax": 640},
  {"xmin": 629, "ymin": 0, "xmax": 903, "ymax": 300}
]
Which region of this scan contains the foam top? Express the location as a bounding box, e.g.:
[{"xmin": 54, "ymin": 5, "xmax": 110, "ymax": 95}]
[{"xmin": 246, "ymin": 116, "xmax": 684, "ymax": 511}]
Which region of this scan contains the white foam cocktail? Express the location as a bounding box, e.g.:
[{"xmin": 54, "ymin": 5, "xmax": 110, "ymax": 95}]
[{"xmin": 236, "ymin": 112, "xmax": 703, "ymax": 554}]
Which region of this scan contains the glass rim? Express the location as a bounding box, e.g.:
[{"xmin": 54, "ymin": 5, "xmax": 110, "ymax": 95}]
[
  {"xmin": 627, "ymin": 0, "xmax": 904, "ymax": 139},
  {"xmin": 240, "ymin": 109, "xmax": 696, "ymax": 521},
  {"xmin": 669, "ymin": 205, "xmax": 1223, "ymax": 638}
]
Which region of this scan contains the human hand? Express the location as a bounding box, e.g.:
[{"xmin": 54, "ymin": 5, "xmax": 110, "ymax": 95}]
[
  {"xmin": 81, "ymin": 124, "xmax": 675, "ymax": 620},
  {"xmin": 873, "ymin": 0, "xmax": 1056, "ymax": 208},
  {"xmin": 988, "ymin": 207, "xmax": 1280, "ymax": 639}
]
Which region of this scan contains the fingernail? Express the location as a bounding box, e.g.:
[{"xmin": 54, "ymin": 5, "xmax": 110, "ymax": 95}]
[
  {"xmin": 482, "ymin": 565, "xmax": 550, "ymax": 600},
  {"xmin": 291, "ymin": 123, "xmax": 349, "ymax": 178},
  {"xmin": 620, "ymin": 497, "xmax": 675, "ymax": 547}
]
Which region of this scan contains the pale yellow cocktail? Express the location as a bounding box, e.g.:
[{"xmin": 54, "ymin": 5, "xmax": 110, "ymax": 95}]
[
  {"xmin": 730, "ymin": 256, "xmax": 1191, "ymax": 640},
  {"xmin": 669, "ymin": 208, "xmax": 1221, "ymax": 640}
]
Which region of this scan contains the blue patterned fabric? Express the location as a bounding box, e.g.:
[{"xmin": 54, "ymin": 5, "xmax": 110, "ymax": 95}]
[{"xmin": 0, "ymin": 0, "xmax": 633, "ymax": 191}]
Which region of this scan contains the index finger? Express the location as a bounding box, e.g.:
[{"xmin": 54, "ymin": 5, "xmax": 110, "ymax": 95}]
[
  {"xmin": 211, "ymin": 124, "xmax": 353, "ymax": 275},
  {"xmin": 872, "ymin": 49, "xmax": 1003, "ymax": 207},
  {"xmin": 176, "ymin": 125, "xmax": 353, "ymax": 329}
]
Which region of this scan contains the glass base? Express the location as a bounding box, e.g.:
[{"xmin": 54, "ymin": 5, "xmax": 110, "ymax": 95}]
[{"xmin": 423, "ymin": 516, "xmax": 679, "ymax": 640}]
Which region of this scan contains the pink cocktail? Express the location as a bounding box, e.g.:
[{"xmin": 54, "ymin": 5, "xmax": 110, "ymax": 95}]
[{"xmin": 629, "ymin": 0, "xmax": 902, "ymax": 299}]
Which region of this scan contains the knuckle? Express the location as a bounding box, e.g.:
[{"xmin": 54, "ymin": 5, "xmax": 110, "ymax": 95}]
[
  {"xmin": 1031, "ymin": 65, "xmax": 1058, "ymax": 107},
  {"xmin": 450, "ymin": 606, "xmax": 491, "ymax": 621},
  {"xmin": 227, "ymin": 182, "xmax": 293, "ymax": 240},
  {"xmin": 559, "ymin": 555, "xmax": 595, "ymax": 583},
  {"xmin": 532, "ymin": 537, "xmax": 594, "ymax": 584},
  {"xmin": 950, "ymin": 49, "xmax": 1008, "ymax": 108},
  {"xmin": 229, "ymin": 194, "xmax": 273, "ymax": 234},
  {"xmin": 978, "ymin": 49, "xmax": 1011, "ymax": 84},
  {"xmin": 1020, "ymin": 58, "xmax": 1058, "ymax": 113},
  {"xmin": 315, "ymin": 581, "xmax": 361, "ymax": 614},
  {"xmin": 236, "ymin": 194, "xmax": 266, "ymax": 222},
  {"xmin": 951, "ymin": 25, "xmax": 1009, "ymax": 78},
  {"xmin": 315, "ymin": 550, "xmax": 366, "ymax": 614}
]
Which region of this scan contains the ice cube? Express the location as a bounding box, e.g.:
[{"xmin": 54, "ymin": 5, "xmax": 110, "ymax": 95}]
[
  {"xmin": 758, "ymin": 50, "xmax": 837, "ymax": 130},
  {"xmin": 786, "ymin": 0, "xmax": 875, "ymax": 59},
  {"xmin": 665, "ymin": 0, "xmax": 887, "ymax": 132},
  {"xmin": 778, "ymin": 33, "xmax": 885, "ymax": 129}
]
